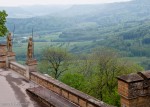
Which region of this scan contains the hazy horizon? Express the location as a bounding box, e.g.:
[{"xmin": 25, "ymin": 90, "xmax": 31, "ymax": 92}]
[{"xmin": 0, "ymin": 0, "xmax": 131, "ymax": 7}]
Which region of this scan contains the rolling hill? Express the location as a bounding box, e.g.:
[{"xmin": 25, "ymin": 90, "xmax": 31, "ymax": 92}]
[{"xmin": 2, "ymin": 0, "xmax": 150, "ymax": 69}]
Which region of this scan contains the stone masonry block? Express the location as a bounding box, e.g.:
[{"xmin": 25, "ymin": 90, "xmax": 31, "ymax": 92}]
[
  {"xmin": 69, "ymin": 93, "xmax": 79, "ymax": 104},
  {"xmin": 79, "ymin": 99, "xmax": 87, "ymax": 107},
  {"xmin": 87, "ymin": 103, "xmax": 95, "ymax": 107},
  {"xmin": 53, "ymin": 86, "xmax": 61, "ymax": 94},
  {"xmin": 62, "ymin": 90, "xmax": 68, "ymax": 99}
]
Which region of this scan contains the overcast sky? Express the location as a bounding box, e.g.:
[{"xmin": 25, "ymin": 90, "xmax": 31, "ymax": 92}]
[{"xmin": 0, "ymin": 0, "xmax": 131, "ymax": 6}]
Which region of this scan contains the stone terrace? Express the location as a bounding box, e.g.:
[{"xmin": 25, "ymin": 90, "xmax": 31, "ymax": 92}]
[
  {"xmin": 0, "ymin": 68, "xmax": 41, "ymax": 107},
  {"xmin": 0, "ymin": 68, "xmax": 79, "ymax": 107}
]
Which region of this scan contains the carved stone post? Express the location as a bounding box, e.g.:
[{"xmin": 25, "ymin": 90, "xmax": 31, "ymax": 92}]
[
  {"xmin": 26, "ymin": 37, "xmax": 37, "ymax": 79},
  {"xmin": 118, "ymin": 71, "xmax": 150, "ymax": 107},
  {"xmin": 6, "ymin": 33, "xmax": 16, "ymax": 68}
]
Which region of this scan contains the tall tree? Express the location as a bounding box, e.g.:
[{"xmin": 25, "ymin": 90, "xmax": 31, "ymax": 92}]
[
  {"xmin": 0, "ymin": 10, "xmax": 8, "ymax": 37},
  {"xmin": 42, "ymin": 47, "xmax": 70, "ymax": 79},
  {"xmin": 61, "ymin": 48, "xmax": 143, "ymax": 106}
]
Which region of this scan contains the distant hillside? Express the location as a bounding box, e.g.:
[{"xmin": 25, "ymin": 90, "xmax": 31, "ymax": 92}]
[
  {"xmin": 5, "ymin": 0, "xmax": 150, "ymax": 55},
  {"xmin": 4, "ymin": 0, "xmax": 150, "ymax": 69},
  {"xmin": 0, "ymin": 7, "xmax": 32, "ymax": 18},
  {"xmin": 5, "ymin": 0, "xmax": 150, "ymax": 33},
  {"xmin": 0, "ymin": 5, "xmax": 71, "ymax": 18}
]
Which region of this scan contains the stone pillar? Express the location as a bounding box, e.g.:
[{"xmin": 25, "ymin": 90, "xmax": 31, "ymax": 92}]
[
  {"xmin": 25, "ymin": 37, "xmax": 37, "ymax": 79},
  {"xmin": 117, "ymin": 71, "xmax": 150, "ymax": 107},
  {"xmin": 26, "ymin": 59, "xmax": 37, "ymax": 79},
  {"xmin": 0, "ymin": 44, "xmax": 7, "ymax": 68},
  {"xmin": 5, "ymin": 32, "xmax": 16, "ymax": 68}
]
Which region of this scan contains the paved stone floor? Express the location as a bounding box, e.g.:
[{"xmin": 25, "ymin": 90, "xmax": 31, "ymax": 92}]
[{"xmin": 0, "ymin": 69, "xmax": 42, "ymax": 107}]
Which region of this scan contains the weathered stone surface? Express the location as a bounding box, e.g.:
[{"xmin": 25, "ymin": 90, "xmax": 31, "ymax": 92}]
[
  {"xmin": 10, "ymin": 61, "xmax": 26, "ymax": 76},
  {"xmin": 69, "ymin": 93, "xmax": 79, "ymax": 104},
  {"xmin": 0, "ymin": 44, "xmax": 7, "ymax": 68},
  {"xmin": 0, "ymin": 62, "xmax": 6, "ymax": 68},
  {"xmin": 118, "ymin": 80, "xmax": 129, "ymax": 97},
  {"xmin": 26, "ymin": 59, "xmax": 37, "ymax": 66},
  {"xmin": 7, "ymin": 51, "xmax": 15, "ymax": 57},
  {"xmin": 0, "ymin": 44, "xmax": 7, "ymax": 56},
  {"xmin": 79, "ymin": 99, "xmax": 87, "ymax": 107},
  {"xmin": 118, "ymin": 73, "xmax": 143, "ymax": 83},
  {"xmin": 0, "ymin": 56, "xmax": 6, "ymax": 61},
  {"xmin": 87, "ymin": 103, "xmax": 95, "ymax": 107},
  {"xmin": 0, "ymin": 69, "xmax": 42, "ymax": 107},
  {"xmin": 30, "ymin": 72, "xmax": 111, "ymax": 107},
  {"xmin": 118, "ymin": 71, "xmax": 150, "ymax": 107},
  {"xmin": 53, "ymin": 86, "xmax": 61, "ymax": 94},
  {"xmin": 27, "ymin": 86, "xmax": 79, "ymax": 107},
  {"xmin": 62, "ymin": 90, "xmax": 69, "ymax": 99}
]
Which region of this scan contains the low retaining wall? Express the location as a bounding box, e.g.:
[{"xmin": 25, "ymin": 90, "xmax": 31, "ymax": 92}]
[
  {"xmin": 8, "ymin": 61, "xmax": 110, "ymax": 107},
  {"xmin": 9, "ymin": 61, "xmax": 26, "ymax": 76},
  {"xmin": 30, "ymin": 72, "xmax": 109, "ymax": 107}
]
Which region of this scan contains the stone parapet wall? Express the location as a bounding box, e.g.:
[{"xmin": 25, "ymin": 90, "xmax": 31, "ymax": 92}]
[
  {"xmin": 118, "ymin": 71, "xmax": 150, "ymax": 107},
  {"xmin": 7, "ymin": 61, "xmax": 110, "ymax": 107},
  {"xmin": 9, "ymin": 61, "xmax": 26, "ymax": 76},
  {"xmin": 30, "ymin": 72, "xmax": 110, "ymax": 107}
]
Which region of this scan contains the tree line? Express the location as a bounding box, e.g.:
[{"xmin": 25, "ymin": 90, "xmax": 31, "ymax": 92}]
[{"xmin": 38, "ymin": 47, "xmax": 143, "ymax": 106}]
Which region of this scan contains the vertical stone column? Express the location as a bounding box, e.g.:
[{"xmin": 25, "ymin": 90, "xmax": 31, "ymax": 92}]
[
  {"xmin": 118, "ymin": 71, "xmax": 150, "ymax": 107},
  {"xmin": 26, "ymin": 37, "xmax": 37, "ymax": 79},
  {"xmin": 0, "ymin": 44, "xmax": 7, "ymax": 68},
  {"xmin": 6, "ymin": 32, "xmax": 16, "ymax": 68},
  {"xmin": 26, "ymin": 59, "xmax": 37, "ymax": 79}
]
